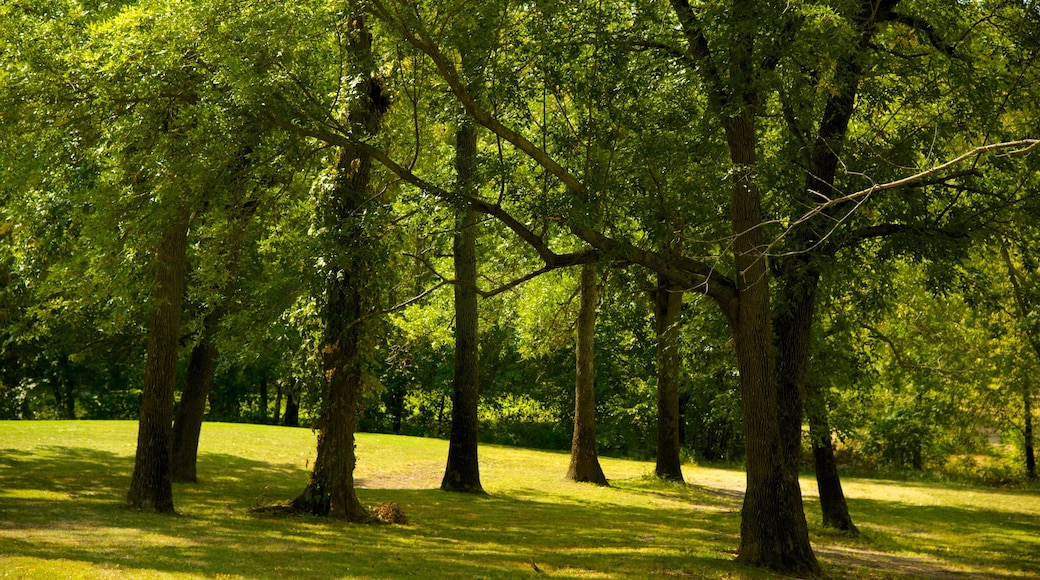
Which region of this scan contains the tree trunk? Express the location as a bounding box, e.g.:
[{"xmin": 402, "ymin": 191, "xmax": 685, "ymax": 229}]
[
  {"xmin": 441, "ymin": 207, "xmax": 484, "ymax": 493},
  {"xmin": 805, "ymin": 381, "xmax": 857, "ymax": 532},
  {"xmin": 171, "ymin": 336, "xmax": 217, "ymax": 483},
  {"xmin": 259, "ymin": 375, "xmax": 269, "ymax": 423},
  {"xmin": 54, "ymin": 355, "xmax": 75, "ymax": 419},
  {"xmin": 291, "ymin": 5, "xmax": 386, "ymax": 519},
  {"xmin": 127, "ymin": 211, "xmax": 190, "ymax": 513},
  {"xmin": 290, "ymin": 144, "xmax": 372, "ymax": 521},
  {"xmin": 724, "ymin": 110, "xmax": 818, "ymax": 573},
  {"xmin": 1002, "ymin": 243, "xmax": 1039, "ymax": 480},
  {"xmin": 283, "ymin": 391, "xmax": 299, "ymax": 427},
  {"xmin": 566, "ymin": 264, "xmax": 608, "ymax": 485},
  {"xmin": 654, "ymin": 276, "xmax": 684, "ymax": 482},
  {"xmin": 441, "ymin": 71, "xmax": 484, "ymax": 492},
  {"xmin": 273, "ymin": 380, "xmax": 282, "ymax": 425},
  {"xmin": 1025, "ymin": 384, "xmax": 1036, "ymax": 479},
  {"xmin": 774, "ymin": 271, "xmax": 816, "ymax": 473},
  {"xmin": 389, "ymin": 383, "xmax": 405, "ymax": 434}
]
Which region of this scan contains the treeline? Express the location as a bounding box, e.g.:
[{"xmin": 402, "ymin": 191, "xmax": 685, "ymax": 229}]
[{"xmin": 2, "ymin": 0, "xmax": 1039, "ymax": 574}]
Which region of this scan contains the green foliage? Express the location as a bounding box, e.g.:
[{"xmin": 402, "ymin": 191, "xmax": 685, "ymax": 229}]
[{"xmin": 2, "ymin": 0, "xmax": 1040, "ymax": 501}]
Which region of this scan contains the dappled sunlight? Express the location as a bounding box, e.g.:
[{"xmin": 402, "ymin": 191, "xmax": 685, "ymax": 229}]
[{"xmin": 1, "ymin": 422, "xmax": 1039, "ymax": 578}]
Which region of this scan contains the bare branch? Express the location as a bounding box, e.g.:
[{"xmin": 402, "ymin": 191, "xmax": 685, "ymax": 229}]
[{"xmin": 768, "ymin": 139, "xmax": 1040, "ymax": 257}]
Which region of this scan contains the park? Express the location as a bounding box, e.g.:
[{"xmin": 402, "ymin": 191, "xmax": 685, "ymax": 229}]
[
  {"xmin": 2, "ymin": 0, "xmax": 1040, "ymax": 577},
  {"xmin": 2, "ymin": 421, "xmax": 1039, "ymax": 578}
]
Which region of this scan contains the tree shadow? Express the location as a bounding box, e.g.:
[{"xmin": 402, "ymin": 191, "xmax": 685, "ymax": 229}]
[
  {"xmin": 0, "ymin": 445, "xmax": 761, "ymax": 578},
  {"xmin": 810, "ymin": 494, "xmax": 1040, "ymax": 579},
  {"xmin": 2, "ymin": 444, "xmax": 1037, "ymax": 579}
]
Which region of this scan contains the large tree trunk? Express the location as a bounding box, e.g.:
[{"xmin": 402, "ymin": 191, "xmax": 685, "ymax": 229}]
[
  {"xmin": 566, "ymin": 264, "xmax": 608, "ymax": 485},
  {"xmin": 654, "ymin": 276, "xmax": 684, "ymax": 482},
  {"xmin": 290, "ymin": 145, "xmax": 373, "ymax": 521},
  {"xmin": 805, "ymin": 380, "xmax": 858, "ymax": 532},
  {"xmin": 170, "ymin": 336, "xmax": 217, "ymax": 483},
  {"xmin": 724, "ymin": 110, "xmax": 818, "ymax": 573},
  {"xmin": 127, "ymin": 211, "xmax": 190, "ymax": 513},
  {"xmin": 291, "ymin": 5, "xmax": 385, "ymax": 520},
  {"xmin": 441, "ymin": 65, "xmax": 484, "ymax": 492}
]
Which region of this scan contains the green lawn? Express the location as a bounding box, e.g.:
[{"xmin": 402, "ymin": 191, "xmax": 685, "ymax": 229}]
[{"xmin": 1, "ymin": 421, "xmax": 1037, "ymax": 579}]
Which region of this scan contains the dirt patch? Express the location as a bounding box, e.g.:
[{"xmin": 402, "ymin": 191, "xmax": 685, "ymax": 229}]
[{"xmin": 355, "ymin": 468, "xmax": 442, "ymax": 490}]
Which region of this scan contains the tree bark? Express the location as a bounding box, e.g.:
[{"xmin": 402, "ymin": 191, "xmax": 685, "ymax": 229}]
[
  {"xmin": 654, "ymin": 276, "xmax": 684, "ymax": 482},
  {"xmin": 273, "ymin": 380, "xmax": 282, "ymax": 424},
  {"xmin": 290, "ymin": 144, "xmax": 372, "ymax": 521},
  {"xmin": 774, "ymin": 271, "xmax": 815, "ymax": 473},
  {"xmin": 566, "ymin": 264, "xmax": 608, "ymax": 485},
  {"xmin": 724, "ymin": 110, "xmax": 818, "ymax": 573},
  {"xmin": 291, "ymin": 5, "xmax": 385, "ymax": 520},
  {"xmin": 805, "ymin": 380, "xmax": 857, "ymax": 532},
  {"xmin": 259, "ymin": 375, "xmax": 269, "ymax": 422},
  {"xmin": 170, "ymin": 336, "xmax": 217, "ymax": 483},
  {"xmin": 441, "ymin": 63, "xmax": 484, "ymax": 491},
  {"xmin": 127, "ymin": 211, "xmax": 190, "ymax": 513},
  {"xmin": 1026, "ymin": 379, "xmax": 1036, "ymax": 480},
  {"xmin": 1002, "ymin": 242, "xmax": 1040, "ymax": 480},
  {"xmin": 283, "ymin": 391, "xmax": 299, "ymax": 427},
  {"xmin": 53, "ymin": 355, "xmax": 75, "ymax": 419},
  {"xmin": 441, "ymin": 208, "xmax": 484, "ymax": 492}
]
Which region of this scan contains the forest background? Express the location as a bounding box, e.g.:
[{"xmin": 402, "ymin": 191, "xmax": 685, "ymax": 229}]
[{"xmin": 2, "ymin": 0, "xmax": 1040, "ymax": 575}]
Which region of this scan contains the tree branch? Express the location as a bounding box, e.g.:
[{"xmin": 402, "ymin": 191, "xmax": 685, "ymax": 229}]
[{"xmin": 768, "ymin": 139, "xmax": 1040, "ymax": 257}]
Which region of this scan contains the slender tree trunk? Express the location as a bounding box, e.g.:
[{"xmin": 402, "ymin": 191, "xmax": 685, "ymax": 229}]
[
  {"xmin": 441, "ymin": 208, "xmax": 484, "ymax": 492},
  {"xmin": 654, "ymin": 276, "xmax": 684, "ymax": 482},
  {"xmin": 273, "ymin": 380, "xmax": 282, "ymax": 425},
  {"xmin": 259, "ymin": 375, "xmax": 269, "ymax": 423},
  {"xmin": 774, "ymin": 271, "xmax": 816, "ymax": 472},
  {"xmin": 805, "ymin": 380, "xmax": 858, "ymax": 532},
  {"xmin": 1002, "ymin": 243, "xmax": 1040, "ymax": 480},
  {"xmin": 724, "ymin": 111, "xmax": 818, "ymax": 573},
  {"xmin": 171, "ymin": 337, "xmax": 217, "ymax": 483},
  {"xmin": 1025, "ymin": 384, "xmax": 1036, "ymax": 479},
  {"xmin": 389, "ymin": 384, "xmax": 405, "ymax": 434},
  {"xmin": 283, "ymin": 391, "xmax": 299, "ymax": 427},
  {"xmin": 54, "ymin": 355, "xmax": 75, "ymax": 419},
  {"xmin": 567, "ymin": 264, "xmax": 608, "ymax": 485},
  {"xmin": 127, "ymin": 211, "xmax": 190, "ymax": 513},
  {"xmin": 441, "ymin": 64, "xmax": 484, "ymax": 491}
]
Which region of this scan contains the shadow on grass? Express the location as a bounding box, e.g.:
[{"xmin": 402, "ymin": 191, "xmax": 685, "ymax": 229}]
[
  {"xmin": 835, "ymin": 496, "xmax": 1040, "ymax": 578},
  {"xmin": 4, "ymin": 445, "xmax": 1037, "ymax": 579},
  {"xmin": 0, "ymin": 445, "xmax": 762, "ymax": 579}
]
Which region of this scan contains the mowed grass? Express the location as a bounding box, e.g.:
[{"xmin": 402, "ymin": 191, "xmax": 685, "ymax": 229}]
[{"xmin": 1, "ymin": 421, "xmax": 1038, "ymax": 579}]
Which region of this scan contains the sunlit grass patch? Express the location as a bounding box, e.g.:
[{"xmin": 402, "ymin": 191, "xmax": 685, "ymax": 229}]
[{"xmin": 1, "ymin": 420, "xmax": 1039, "ymax": 578}]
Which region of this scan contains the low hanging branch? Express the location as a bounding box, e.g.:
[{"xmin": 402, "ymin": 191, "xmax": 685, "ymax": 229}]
[{"xmin": 767, "ymin": 138, "xmax": 1040, "ymax": 257}]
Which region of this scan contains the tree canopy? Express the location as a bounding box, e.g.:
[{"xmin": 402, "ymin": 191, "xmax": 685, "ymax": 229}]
[{"xmin": 2, "ymin": 0, "xmax": 1039, "ymax": 574}]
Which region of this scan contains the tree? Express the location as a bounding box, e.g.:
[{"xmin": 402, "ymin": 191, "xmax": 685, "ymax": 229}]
[
  {"xmin": 441, "ymin": 40, "xmax": 487, "ymax": 493},
  {"xmin": 653, "ymin": 275, "xmax": 684, "ymax": 482},
  {"xmin": 127, "ymin": 210, "xmax": 190, "ymax": 512},
  {"xmin": 1000, "ymin": 241, "xmax": 1038, "ymax": 479},
  {"xmin": 566, "ymin": 263, "xmax": 608, "ymax": 485},
  {"xmin": 289, "ymin": 4, "xmax": 390, "ymax": 520}
]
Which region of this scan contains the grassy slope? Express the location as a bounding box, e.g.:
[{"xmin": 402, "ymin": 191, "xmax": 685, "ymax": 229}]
[{"xmin": 0, "ymin": 421, "xmax": 1037, "ymax": 579}]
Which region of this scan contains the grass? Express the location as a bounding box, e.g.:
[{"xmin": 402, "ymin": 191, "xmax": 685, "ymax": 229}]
[{"xmin": 0, "ymin": 421, "xmax": 1037, "ymax": 579}]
